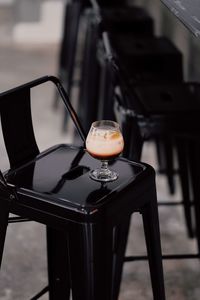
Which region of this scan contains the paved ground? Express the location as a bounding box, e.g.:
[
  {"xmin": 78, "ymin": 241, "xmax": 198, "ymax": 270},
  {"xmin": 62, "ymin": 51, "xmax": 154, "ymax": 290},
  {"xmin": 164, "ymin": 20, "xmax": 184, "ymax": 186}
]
[{"xmin": 0, "ymin": 3, "xmax": 200, "ymax": 299}]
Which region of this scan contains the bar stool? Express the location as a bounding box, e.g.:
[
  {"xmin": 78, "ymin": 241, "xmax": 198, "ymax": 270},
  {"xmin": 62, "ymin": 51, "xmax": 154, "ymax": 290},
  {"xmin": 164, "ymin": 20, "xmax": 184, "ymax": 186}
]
[
  {"xmin": 116, "ymin": 82, "xmax": 200, "ymax": 254},
  {"xmin": 100, "ymin": 33, "xmax": 183, "ymax": 124},
  {"xmin": 57, "ymin": 0, "xmax": 130, "ymax": 95},
  {"xmin": 0, "ymin": 76, "xmax": 165, "ymax": 299},
  {"xmin": 78, "ymin": 4, "xmax": 154, "ymax": 133},
  {"xmin": 102, "ymin": 32, "xmax": 198, "ymax": 239},
  {"xmin": 56, "ymin": 0, "xmax": 131, "ymax": 130},
  {"xmin": 102, "ymin": 30, "xmax": 200, "ymax": 251},
  {"xmin": 102, "ymin": 32, "xmax": 183, "ymax": 191},
  {"xmin": 54, "ymin": 0, "xmax": 83, "ymax": 115},
  {"xmin": 78, "ymin": 1, "xmax": 183, "ymax": 201}
]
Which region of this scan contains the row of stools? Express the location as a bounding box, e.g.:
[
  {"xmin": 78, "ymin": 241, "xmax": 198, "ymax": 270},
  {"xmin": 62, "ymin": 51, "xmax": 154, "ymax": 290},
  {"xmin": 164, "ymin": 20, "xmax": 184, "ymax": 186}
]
[
  {"xmin": 74, "ymin": 0, "xmax": 199, "ymax": 243},
  {"xmin": 54, "ymin": 0, "xmax": 200, "ymax": 298}
]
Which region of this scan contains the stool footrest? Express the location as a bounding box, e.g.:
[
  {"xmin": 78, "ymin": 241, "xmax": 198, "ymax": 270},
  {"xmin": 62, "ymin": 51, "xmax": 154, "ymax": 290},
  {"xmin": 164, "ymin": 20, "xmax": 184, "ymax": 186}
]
[
  {"xmin": 157, "ymin": 169, "xmax": 179, "ymax": 174},
  {"xmin": 30, "ymin": 285, "xmax": 49, "ymax": 300},
  {"xmin": 158, "ymin": 201, "xmax": 194, "ymax": 206},
  {"xmin": 8, "ymin": 217, "xmax": 32, "ymax": 223},
  {"xmin": 158, "ymin": 201, "xmax": 184, "ymax": 206},
  {"xmin": 125, "ymin": 253, "xmax": 200, "ymax": 261}
]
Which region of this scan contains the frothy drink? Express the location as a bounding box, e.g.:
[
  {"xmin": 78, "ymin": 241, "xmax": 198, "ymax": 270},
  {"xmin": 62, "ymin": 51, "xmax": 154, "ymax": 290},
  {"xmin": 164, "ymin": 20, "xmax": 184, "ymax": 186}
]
[{"xmin": 86, "ymin": 125, "xmax": 124, "ymax": 160}]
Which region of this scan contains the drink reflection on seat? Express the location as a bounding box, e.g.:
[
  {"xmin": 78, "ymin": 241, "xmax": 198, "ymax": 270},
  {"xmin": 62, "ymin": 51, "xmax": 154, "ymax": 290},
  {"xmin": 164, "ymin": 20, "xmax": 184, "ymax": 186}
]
[
  {"xmin": 86, "ymin": 182, "xmax": 111, "ymax": 204},
  {"xmin": 46, "ymin": 148, "xmax": 90, "ymax": 194}
]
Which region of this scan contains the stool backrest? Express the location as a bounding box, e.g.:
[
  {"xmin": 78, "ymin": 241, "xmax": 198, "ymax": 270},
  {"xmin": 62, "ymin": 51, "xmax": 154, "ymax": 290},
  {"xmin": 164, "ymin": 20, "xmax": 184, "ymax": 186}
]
[
  {"xmin": 59, "ymin": 0, "xmax": 82, "ymax": 90},
  {"xmin": 0, "ymin": 88, "xmax": 39, "ymax": 169},
  {"xmin": 0, "ymin": 76, "xmax": 86, "ymax": 170}
]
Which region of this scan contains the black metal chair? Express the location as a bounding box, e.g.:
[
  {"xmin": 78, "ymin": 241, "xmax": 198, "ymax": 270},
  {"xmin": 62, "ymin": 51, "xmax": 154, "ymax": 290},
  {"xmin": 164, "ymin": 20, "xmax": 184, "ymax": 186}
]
[
  {"xmin": 101, "ymin": 32, "xmax": 183, "ymax": 193},
  {"xmin": 78, "ymin": 4, "xmax": 154, "ymax": 133},
  {"xmin": 57, "ymin": 0, "xmax": 130, "ymax": 94},
  {"xmin": 102, "ymin": 30, "xmax": 200, "ymax": 255},
  {"xmin": 77, "ymin": 0, "xmax": 183, "ymax": 201},
  {"xmin": 0, "ymin": 76, "xmax": 165, "ymax": 299},
  {"xmin": 54, "ymin": 0, "xmax": 83, "ymax": 118},
  {"xmin": 79, "ymin": 0, "xmax": 192, "ymax": 240},
  {"xmin": 56, "ymin": 0, "xmax": 131, "ymax": 131}
]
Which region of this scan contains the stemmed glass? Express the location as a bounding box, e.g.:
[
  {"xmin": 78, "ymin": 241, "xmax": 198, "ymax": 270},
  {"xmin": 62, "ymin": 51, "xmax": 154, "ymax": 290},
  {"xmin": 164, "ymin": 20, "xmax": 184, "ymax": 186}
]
[{"xmin": 86, "ymin": 120, "xmax": 124, "ymax": 182}]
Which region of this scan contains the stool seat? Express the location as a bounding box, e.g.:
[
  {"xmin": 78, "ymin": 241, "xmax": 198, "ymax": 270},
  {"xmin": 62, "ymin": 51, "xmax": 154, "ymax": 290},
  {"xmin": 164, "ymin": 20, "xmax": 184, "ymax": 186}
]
[
  {"xmin": 6, "ymin": 144, "xmax": 146, "ymax": 224},
  {"xmin": 131, "ymin": 82, "xmax": 200, "ymax": 114},
  {"xmin": 101, "ymin": 6, "xmax": 154, "ymax": 34},
  {"xmin": 123, "ymin": 83, "xmax": 200, "ymax": 136},
  {"xmin": 109, "ymin": 34, "xmax": 183, "ymax": 83}
]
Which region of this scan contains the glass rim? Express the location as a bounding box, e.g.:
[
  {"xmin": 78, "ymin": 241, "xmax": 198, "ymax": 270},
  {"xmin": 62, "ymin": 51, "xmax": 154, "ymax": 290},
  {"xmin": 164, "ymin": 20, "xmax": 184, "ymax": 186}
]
[{"xmin": 91, "ymin": 120, "xmax": 120, "ymax": 129}]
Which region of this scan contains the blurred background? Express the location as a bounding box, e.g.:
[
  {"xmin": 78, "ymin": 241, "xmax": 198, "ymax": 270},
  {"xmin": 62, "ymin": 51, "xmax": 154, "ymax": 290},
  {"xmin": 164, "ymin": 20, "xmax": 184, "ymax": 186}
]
[{"xmin": 0, "ymin": 0, "xmax": 200, "ymax": 299}]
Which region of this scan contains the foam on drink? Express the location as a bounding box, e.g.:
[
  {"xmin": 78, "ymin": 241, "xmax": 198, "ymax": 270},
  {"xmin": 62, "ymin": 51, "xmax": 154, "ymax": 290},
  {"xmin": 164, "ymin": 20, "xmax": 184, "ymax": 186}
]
[{"xmin": 86, "ymin": 125, "xmax": 124, "ymax": 159}]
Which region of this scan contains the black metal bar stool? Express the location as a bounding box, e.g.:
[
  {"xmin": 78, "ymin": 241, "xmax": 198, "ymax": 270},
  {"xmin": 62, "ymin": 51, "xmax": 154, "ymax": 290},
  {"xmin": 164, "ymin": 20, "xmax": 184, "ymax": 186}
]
[
  {"xmin": 78, "ymin": 0, "xmax": 183, "ymax": 203},
  {"xmin": 57, "ymin": 0, "xmax": 130, "ymax": 93},
  {"xmin": 102, "ymin": 33, "xmax": 198, "ymax": 241},
  {"xmin": 82, "ymin": 2, "xmax": 190, "ymax": 243},
  {"xmin": 0, "ymin": 76, "xmax": 165, "ymax": 299},
  {"xmin": 102, "ymin": 32, "xmax": 183, "ymax": 192},
  {"xmin": 103, "ymin": 37, "xmax": 200, "ymax": 256},
  {"xmin": 100, "ymin": 33, "xmax": 183, "ymax": 124},
  {"xmin": 56, "ymin": 0, "xmax": 130, "ymax": 130},
  {"xmin": 117, "ymin": 82, "xmax": 200, "ymax": 254},
  {"xmin": 54, "ymin": 0, "xmax": 83, "ymax": 120},
  {"xmin": 78, "ymin": 4, "xmax": 154, "ymax": 133}
]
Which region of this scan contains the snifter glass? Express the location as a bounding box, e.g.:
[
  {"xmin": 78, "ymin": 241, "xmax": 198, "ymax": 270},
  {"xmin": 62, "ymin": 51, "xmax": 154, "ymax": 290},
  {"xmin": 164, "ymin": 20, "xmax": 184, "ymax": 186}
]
[{"xmin": 86, "ymin": 120, "xmax": 124, "ymax": 182}]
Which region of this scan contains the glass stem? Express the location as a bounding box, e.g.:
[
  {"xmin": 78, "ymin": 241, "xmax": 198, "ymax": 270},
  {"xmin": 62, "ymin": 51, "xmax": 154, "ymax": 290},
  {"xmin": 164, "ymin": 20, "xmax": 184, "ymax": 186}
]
[{"xmin": 100, "ymin": 160, "xmax": 109, "ymax": 173}]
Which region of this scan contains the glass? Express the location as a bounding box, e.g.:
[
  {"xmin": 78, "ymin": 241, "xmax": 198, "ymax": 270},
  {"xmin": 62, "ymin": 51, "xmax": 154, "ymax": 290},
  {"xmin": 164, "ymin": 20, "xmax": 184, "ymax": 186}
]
[{"xmin": 86, "ymin": 120, "xmax": 124, "ymax": 182}]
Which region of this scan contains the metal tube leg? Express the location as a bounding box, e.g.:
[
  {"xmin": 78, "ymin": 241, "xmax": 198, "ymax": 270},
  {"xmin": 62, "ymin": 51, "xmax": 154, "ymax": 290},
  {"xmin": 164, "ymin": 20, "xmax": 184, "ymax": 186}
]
[
  {"xmin": 176, "ymin": 138, "xmax": 194, "ymax": 238},
  {"xmin": 0, "ymin": 204, "xmax": 9, "ymax": 268},
  {"xmin": 155, "ymin": 138, "xmax": 175, "ymax": 194},
  {"xmin": 163, "ymin": 137, "xmax": 175, "ymax": 194},
  {"xmin": 142, "ymin": 188, "xmax": 166, "ymax": 300},
  {"xmin": 188, "ymin": 139, "xmax": 200, "ymax": 253},
  {"xmin": 111, "ymin": 218, "xmax": 131, "ymax": 300},
  {"xmin": 46, "ymin": 227, "xmax": 70, "ymax": 300},
  {"xmin": 68, "ymin": 222, "xmax": 114, "ymax": 300}
]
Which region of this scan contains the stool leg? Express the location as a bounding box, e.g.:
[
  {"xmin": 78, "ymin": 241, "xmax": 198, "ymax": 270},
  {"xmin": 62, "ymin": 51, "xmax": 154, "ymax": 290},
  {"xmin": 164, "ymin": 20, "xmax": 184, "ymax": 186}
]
[
  {"xmin": 142, "ymin": 193, "xmax": 166, "ymax": 300},
  {"xmin": 155, "ymin": 138, "xmax": 175, "ymax": 194},
  {"xmin": 118, "ymin": 114, "xmax": 143, "ymax": 161},
  {"xmin": 0, "ymin": 203, "xmax": 9, "ymax": 268},
  {"xmin": 176, "ymin": 138, "xmax": 194, "ymax": 238},
  {"xmin": 112, "ymin": 218, "xmax": 131, "ymax": 300},
  {"xmin": 188, "ymin": 139, "xmax": 200, "ymax": 253},
  {"xmin": 155, "ymin": 138, "xmax": 163, "ymax": 171},
  {"xmin": 68, "ymin": 222, "xmax": 114, "ymax": 300},
  {"xmin": 163, "ymin": 137, "xmax": 175, "ymax": 194},
  {"xmin": 46, "ymin": 227, "xmax": 70, "ymax": 300}
]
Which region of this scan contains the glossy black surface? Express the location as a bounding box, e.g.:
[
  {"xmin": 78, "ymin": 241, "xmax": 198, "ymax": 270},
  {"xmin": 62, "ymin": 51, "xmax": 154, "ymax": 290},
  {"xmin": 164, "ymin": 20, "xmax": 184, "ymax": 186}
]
[
  {"xmin": 101, "ymin": 6, "xmax": 154, "ymax": 35},
  {"xmin": 131, "ymin": 82, "xmax": 200, "ymax": 115},
  {"xmin": 6, "ymin": 145, "xmax": 144, "ymax": 211},
  {"xmin": 110, "ymin": 35, "xmax": 183, "ymax": 85}
]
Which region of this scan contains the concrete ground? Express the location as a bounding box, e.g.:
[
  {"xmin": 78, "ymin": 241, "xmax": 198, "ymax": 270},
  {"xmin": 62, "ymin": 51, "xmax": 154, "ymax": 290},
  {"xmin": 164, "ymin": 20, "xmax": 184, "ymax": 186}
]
[{"xmin": 0, "ymin": 2, "xmax": 200, "ymax": 300}]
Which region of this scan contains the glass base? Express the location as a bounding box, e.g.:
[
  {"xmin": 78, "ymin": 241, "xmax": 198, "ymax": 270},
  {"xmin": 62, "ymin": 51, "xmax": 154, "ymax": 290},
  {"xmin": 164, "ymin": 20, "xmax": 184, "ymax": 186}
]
[{"xmin": 89, "ymin": 168, "xmax": 118, "ymax": 182}]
